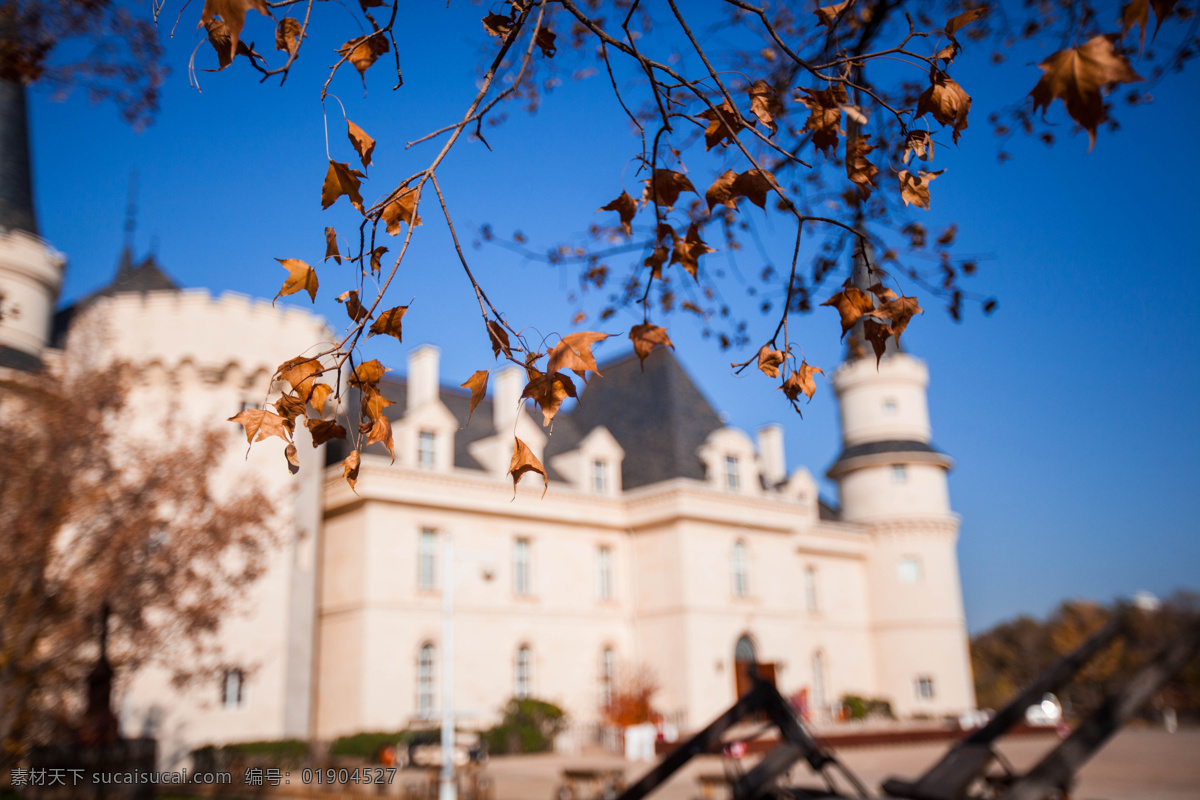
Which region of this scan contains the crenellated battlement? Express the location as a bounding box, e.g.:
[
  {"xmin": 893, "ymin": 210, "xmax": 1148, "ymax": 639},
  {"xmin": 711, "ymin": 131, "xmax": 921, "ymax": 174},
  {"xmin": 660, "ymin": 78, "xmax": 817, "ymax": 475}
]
[{"xmin": 65, "ymin": 288, "xmax": 335, "ymax": 379}]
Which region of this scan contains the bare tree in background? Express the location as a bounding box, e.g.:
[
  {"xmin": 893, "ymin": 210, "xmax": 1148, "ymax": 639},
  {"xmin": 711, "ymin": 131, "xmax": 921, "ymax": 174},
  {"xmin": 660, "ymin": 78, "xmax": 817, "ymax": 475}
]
[{"xmin": 0, "ymin": 360, "xmax": 277, "ymax": 771}]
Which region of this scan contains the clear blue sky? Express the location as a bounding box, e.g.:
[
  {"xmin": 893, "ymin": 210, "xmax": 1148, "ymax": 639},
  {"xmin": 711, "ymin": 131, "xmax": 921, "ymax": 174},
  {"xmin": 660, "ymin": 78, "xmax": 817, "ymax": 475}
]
[{"xmin": 26, "ymin": 2, "xmax": 1200, "ymax": 633}]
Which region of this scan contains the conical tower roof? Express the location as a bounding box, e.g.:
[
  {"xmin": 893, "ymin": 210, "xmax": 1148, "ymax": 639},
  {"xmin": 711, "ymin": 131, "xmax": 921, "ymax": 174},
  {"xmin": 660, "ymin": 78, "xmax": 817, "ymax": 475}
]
[{"xmin": 0, "ymin": 79, "xmax": 37, "ymax": 236}]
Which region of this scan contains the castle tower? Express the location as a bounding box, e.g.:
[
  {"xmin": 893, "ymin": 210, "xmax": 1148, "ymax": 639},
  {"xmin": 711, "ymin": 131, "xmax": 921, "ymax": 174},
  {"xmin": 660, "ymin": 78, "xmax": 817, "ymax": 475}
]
[
  {"xmin": 0, "ymin": 78, "xmax": 64, "ymax": 370},
  {"xmin": 828, "ymin": 251, "xmax": 976, "ymax": 716}
]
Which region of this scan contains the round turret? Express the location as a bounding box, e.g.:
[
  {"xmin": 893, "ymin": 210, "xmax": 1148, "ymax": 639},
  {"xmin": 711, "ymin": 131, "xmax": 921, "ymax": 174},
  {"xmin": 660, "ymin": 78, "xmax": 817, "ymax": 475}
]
[{"xmin": 0, "ymin": 80, "xmax": 65, "ymax": 369}]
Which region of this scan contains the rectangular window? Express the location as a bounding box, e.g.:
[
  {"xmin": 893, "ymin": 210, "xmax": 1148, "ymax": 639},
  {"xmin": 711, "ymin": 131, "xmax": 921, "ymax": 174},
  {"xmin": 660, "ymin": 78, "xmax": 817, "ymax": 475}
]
[
  {"xmin": 892, "ymin": 464, "xmax": 907, "ymax": 483},
  {"xmin": 221, "ymin": 669, "xmax": 245, "ymax": 709},
  {"xmin": 725, "ymin": 456, "xmax": 740, "ymax": 491},
  {"xmin": 596, "ymin": 546, "xmax": 613, "ymax": 601},
  {"xmin": 418, "ymin": 430, "xmax": 436, "ymax": 469},
  {"xmin": 732, "ymin": 541, "xmax": 748, "ymax": 598},
  {"xmin": 898, "ymin": 555, "xmax": 922, "ymax": 585},
  {"xmin": 514, "ymin": 537, "xmax": 531, "ymax": 596},
  {"xmin": 915, "ymin": 676, "xmax": 936, "ymax": 701},
  {"xmin": 419, "ymin": 529, "xmax": 438, "ymax": 591},
  {"xmin": 592, "ymin": 459, "xmax": 608, "ymax": 493},
  {"xmin": 804, "ymin": 566, "xmax": 819, "ymax": 613}
]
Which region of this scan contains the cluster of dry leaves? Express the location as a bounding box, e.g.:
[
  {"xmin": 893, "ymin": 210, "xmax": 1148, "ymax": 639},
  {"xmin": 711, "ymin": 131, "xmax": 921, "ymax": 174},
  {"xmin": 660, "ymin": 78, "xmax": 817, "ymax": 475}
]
[{"xmin": 181, "ymin": 0, "xmax": 1177, "ymax": 493}]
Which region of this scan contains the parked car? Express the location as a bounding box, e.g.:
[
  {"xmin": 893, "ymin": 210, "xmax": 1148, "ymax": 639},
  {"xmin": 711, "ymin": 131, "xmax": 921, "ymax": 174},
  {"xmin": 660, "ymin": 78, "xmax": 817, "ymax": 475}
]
[
  {"xmin": 407, "ymin": 730, "xmax": 487, "ymax": 768},
  {"xmin": 1024, "ymin": 693, "xmax": 1063, "ymax": 726}
]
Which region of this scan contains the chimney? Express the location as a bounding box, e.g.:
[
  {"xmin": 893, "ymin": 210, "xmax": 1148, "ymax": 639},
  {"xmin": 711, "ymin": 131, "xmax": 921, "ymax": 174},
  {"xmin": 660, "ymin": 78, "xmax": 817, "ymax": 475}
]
[
  {"xmin": 407, "ymin": 345, "xmax": 440, "ymax": 409},
  {"xmin": 492, "ymin": 366, "xmax": 524, "ymax": 433},
  {"xmin": 757, "ymin": 424, "xmax": 786, "ymax": 487}
]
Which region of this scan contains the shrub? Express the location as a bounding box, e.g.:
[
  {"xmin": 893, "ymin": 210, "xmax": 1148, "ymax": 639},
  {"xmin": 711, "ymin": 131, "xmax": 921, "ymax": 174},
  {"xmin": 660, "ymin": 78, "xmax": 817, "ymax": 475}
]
[
  {"xmin": 329, "ymin": 731, "xmax": 412, "ymax": 759},
  {"xmin": 483, "ymin": 698, "xmax": 566, "ymax": 754},
  {"xmin": 840, "ymin": 695, "xmax": 895, "ymax": 721}
]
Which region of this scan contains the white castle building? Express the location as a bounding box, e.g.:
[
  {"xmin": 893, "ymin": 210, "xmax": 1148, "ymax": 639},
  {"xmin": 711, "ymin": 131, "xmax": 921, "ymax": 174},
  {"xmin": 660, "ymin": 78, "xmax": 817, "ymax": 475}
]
[{"xmin": 1, "ymin": 81, "xmax": 975, "ymax": 768}]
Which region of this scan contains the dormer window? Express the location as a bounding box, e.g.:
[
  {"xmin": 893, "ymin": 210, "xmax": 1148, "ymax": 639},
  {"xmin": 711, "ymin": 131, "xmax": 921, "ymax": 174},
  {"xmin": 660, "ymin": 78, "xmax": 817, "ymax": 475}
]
[
  {"xmin": 725, "ymin": 456, "xmax": 740, "ymax": 491},
  {"xmin": 592, "ymin": 459, "xmax": 608, "ymax": 493},
  {"xmin": 418, "ymin": 430, "xmax": 436, "ymax": 469}
]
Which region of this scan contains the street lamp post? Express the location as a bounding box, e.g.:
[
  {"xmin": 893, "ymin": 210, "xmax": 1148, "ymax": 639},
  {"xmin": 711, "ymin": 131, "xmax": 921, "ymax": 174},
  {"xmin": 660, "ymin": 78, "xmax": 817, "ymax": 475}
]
[
  {"xmin": 439, "ymin": 537, "xmax": 456, "ymax": 800},
  {"xmin": 438, "ymin": 537, "xmax": 494, "ymax": 800}
]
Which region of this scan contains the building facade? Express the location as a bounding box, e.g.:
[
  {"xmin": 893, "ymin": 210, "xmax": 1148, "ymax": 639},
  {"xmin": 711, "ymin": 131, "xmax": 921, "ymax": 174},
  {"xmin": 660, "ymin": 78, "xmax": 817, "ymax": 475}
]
[{"xmin": 1, "ymin": 79, "xmax": 975, "ymax": 768}]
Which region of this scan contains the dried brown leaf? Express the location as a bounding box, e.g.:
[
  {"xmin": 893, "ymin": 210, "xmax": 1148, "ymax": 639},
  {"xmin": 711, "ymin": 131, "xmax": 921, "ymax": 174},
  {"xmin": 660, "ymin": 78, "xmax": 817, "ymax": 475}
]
[
  {"xmin": 814, "ymin": 1, "xmax": 850, "ymax": 27},
  {"xmin": 731, "ymin": 169, "xmax": 780, "ymax": 209},
  {"xmin": 862, "ymin": 318, "xmax": 892, "ymax": 366},
  {"xmin": 898, "ymin": 169, "xmax": 945, "ymax": 210},
  {"xmin": 274, "ymin": 16, "xmax": 302, "ymax": 57},
  {"xmin": 508, "ymin": 437, "xmax": 548, "ymax": 497},
  {"xmin": 338, "ymin": 33, "xmax": 389, "ymax": 80},
  {"xmin": 705, "ymin": 169, "xmax": 739, "ymax": 213},
  {"xmin": 368, "ymin": 246, "xmax": 388, "ymax": 276},
  {"xmin": 865, "ymin": 296, "xmax": 924, "ymax": 344},
  {"xmin": 382, "ymin": 187, "xmax": 421, "ymax": 234},
  {"xmin": 696, "ymin": 100, "xmax": 744, "ymax": 150},
  {"xmin": 547, "ymin": 331, "xmax": 611, "ymax": 380},
  {"xmin": 798, "ymin": 85, "xmax": 848, "ymax": 157},
  {"xmin": 229, "ymin": 408, "xmax": 291, "ymax": 444},
  {"xmin": 845, "ymin": 133, "xmax": 878, "ymax": 199},
  {"xmin": 487, "ymin": 320, "xmax": 513, "ymax": 360},
  {"xmin": 324, "ymin": 226, "xmax": 342, "ymax": 264},
  {"xmin": 821, "ymin": 286, "xmax": 875, "ymax": 339},
  {"xmin": 368, "ymin": 305, "xmax": 407, "ymax": 341},
  {"xmin": 629, "ymin": 324, "xmax": 673, "ymax": 370},
  {"xmin": 365, "ymin": 414, "xmax": 394, "ymax": 463},
  {"xmin": 200, "ymin": 0, "xmax": 271, "ymax": 64},
  {"xmin": 757, "ymin": 345, "xmax": 785, "ymax": 378},
  {"xmin": 274, "ymin": 258, "xmax": 318, "ymax": 303},
  {"xmin": 347, "ymin": 120, "xmax": 375, "ymax": 169},
  {"xmin": 336, "ymin": 289, "xmax": 371, "ymax": 323},
  {"xmin": 1030, "ymin": 35, "xmax": 1143, "ymax": 150},
  {"xmin": 343, "ymin": 450, "xmax": 361, "ymax": 491},
  {"xmin": 641, "ymin": 169, "xmax": 697, "ymax": 210},
  {"xmin": 599, "ymin": 191, "xmax": 637, "ymax": 237},
  {"xmin": 670, "ymin": 224, "xmax": 715, "ymax": 281},
  {"xmin": 781, "ymin": 362, "xmax": 824, "ymax": 402},
  {"xmin": 917, "ymin": 73, "xmax": 971, "ymax": 143},
  {"xmin": 748, "ymin": 79, "xmax": 782, "ymax": 136},
  {"xmin": 535, "ymin": 26, "xmax": 557, "ymax": 57},
  {"xmin": 305, "ymin": 418, "xmax": 347, "ymax": 447},
  {"xmin": 461, "ymin": 370, "xmax": 489, "ymax": 424},
  {"xmin": 522, "ymin": 371, "xmax": 577, "ymax": 426},
  {"xmin": 308, "ymin": 383, "xmax": 334, "ymax": 415},
  {"xmin": 321, "ymin": 160, "xmax": 365, "ymax": 213},
  {"xmin": 349, "ymin": 359, "xmax": 389, "ymax": 390},
  {"xmin": 284, "ymin": 442, "xmax": 300, "ymax": 474}
]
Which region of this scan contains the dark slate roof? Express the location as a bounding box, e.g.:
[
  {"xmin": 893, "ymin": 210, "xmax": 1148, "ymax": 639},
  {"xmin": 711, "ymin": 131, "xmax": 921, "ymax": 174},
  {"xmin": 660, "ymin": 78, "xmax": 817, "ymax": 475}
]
[
  {"xmin": 834, "ymin": 439, "xmax": 941, "ymax": 461},
  {"xmin": 0, "ymin": 80, "xmax": 38, "ymax": 236},
  {"xmin": 545, "ymin": 347, "xmax": 725, "ymax": 491},
  {"xmin": 818, "ymin": 498, "xmax": 841, "ymax": 521},
  {"xmin": 325, "ymin": 380, "xmax": 523, "ymax": 474},
  {"xmin": 0, "ymin": 344, "xmax": 43, "ymax": 372},
  {"xmin": 328, "ymin": 347, "xmax": 727, "ymax": 491},
  {"xmin": 52, "ymin": 249, "xmax": 180, "ymax": 346}
]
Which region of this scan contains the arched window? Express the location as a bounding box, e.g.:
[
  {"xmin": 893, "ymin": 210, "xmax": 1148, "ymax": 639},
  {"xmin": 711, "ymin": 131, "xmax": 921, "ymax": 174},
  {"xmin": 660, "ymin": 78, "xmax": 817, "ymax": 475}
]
[
  {"xmin": 599, "ymin": 647, "xmax": 616, "ymax": 709},
  {"xmin": 515, "ymin": 645, "xmax": 533, "ymax": 699},
  {"xmin": 734, "ymin": 635, "xmax": 757, "ymax": 665},
  {"xmin": 417, "ymin": 643, "xmax": 436, "ymax": 718},
  {"xmin": 812, "ymin": 650, "xmax": 826, "ymax": 713},
  {"xmin": 731, "ymin": 540, "xmax": 749, "ymax": 597}
]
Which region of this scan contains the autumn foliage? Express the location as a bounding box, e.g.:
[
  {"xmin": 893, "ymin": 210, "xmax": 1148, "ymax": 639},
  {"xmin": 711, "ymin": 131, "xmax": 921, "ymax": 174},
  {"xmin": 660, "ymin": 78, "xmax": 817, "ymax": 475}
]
[
  {"xmin": 971, "ymin": 593, "xmax": 1200, "ymax": 719},
  {"xmin": 0, "ymin": 363, "xmax": 277, "ymax": 768},
  {"xmin": 602, "ymin": 662, "xmax": 662, "ymax": 728},
  {"xmin": 4, "ymin": 0, "xmax": 1194, "ymax": 490}
]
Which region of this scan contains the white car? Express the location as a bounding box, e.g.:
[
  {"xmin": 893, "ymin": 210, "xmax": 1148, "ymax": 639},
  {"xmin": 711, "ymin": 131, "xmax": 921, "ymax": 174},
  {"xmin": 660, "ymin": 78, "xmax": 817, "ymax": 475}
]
[{"xmin": 1025, "ymin": 693, "xmax": 1063, "ymax": 726}]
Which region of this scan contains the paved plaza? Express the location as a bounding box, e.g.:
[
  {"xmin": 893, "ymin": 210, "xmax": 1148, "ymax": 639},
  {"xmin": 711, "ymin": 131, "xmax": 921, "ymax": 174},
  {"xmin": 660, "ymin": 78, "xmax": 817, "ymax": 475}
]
[{"xmin": 484, "ymin": 728, "xmax": 1200, "ymax": 800}]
